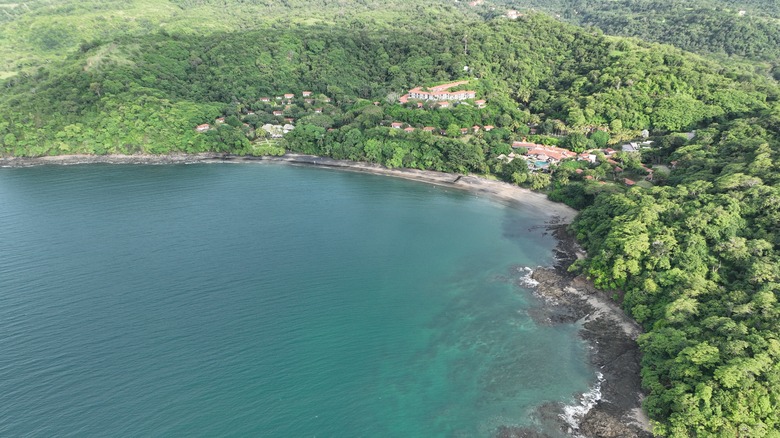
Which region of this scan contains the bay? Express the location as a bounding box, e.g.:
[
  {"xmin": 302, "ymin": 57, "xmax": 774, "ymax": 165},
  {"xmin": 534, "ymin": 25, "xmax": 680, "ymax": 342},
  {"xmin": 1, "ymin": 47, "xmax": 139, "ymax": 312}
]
[{"xmin": 0, "ymin": 163, "xmax": 594, "ymax": 436}]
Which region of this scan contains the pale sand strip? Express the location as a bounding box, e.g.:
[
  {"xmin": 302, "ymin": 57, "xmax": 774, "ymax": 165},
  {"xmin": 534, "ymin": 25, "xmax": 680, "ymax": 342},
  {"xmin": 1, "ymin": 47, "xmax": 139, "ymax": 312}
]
[
  {"xmin": 1, "ymin": 153, "xmax": 579, "ymax": 222},
  {"xmin": 218, "ymin": 154, "xmax": 579, "ymax": 223}
]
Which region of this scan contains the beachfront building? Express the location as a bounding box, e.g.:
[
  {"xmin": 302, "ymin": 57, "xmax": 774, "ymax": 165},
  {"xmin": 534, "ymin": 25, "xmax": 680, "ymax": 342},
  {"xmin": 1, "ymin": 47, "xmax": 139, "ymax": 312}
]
[{"xmin": 512, "ymin": 141, "xmax": 577, "ymax": 168}]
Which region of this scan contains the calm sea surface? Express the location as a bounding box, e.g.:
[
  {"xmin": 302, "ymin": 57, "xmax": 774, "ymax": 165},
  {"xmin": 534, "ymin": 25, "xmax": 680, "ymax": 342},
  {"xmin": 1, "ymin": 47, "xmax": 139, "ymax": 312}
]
[{"xmin": 0, "ymin": 163, "xmax": 594, "ymax": 436}]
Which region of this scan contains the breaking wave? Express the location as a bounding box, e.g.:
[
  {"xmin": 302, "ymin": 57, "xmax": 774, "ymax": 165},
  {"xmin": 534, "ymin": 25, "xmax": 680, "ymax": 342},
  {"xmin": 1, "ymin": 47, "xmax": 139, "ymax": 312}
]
[
  {"xmin": 561, "ymin": 372, "xmax": 604, "ymax": 436},
  {"xmin": 517, "ymin": 266, "xmax": 539, "ymax": 287}
]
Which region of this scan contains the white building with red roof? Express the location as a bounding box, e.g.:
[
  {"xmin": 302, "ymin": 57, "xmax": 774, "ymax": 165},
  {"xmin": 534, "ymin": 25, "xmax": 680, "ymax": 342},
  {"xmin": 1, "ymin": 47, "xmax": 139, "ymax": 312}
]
[
  {"xmin": 513, "ymin": 141, "xmax": 576, "ymax": 163},
  {"xmin": 399, "ymin": 80, "xmax": 476, "ymax": 105}
]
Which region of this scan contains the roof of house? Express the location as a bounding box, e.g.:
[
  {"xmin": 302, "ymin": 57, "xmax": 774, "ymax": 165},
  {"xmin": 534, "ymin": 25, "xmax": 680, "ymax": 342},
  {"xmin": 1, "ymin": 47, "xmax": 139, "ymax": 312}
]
[
  {"xmin": 624, "ymin": 178, "xmax": 636, "ymax": 186},
  {"xmin": 523, "ymin": 144, "xmax": 577, "ymax": 161}
]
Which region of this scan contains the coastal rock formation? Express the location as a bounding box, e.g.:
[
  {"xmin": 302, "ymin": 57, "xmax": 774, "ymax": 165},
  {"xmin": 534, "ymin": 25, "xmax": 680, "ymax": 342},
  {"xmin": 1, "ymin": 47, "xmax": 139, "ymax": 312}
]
[{"xmin": 515, "ymin": 224, "xmax": 652, "ymax": 438}]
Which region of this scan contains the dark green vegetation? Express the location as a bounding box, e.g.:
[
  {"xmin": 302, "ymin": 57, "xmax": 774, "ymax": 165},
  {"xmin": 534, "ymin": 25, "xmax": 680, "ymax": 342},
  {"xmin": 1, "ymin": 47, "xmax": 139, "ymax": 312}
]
[
  {"xmin": 572, "ymin": 117, "xmax": 780, "ymax": 436},
  {"xmin": 3, "ymin": 1, "xmax": 780, "ymax": 436},
  {"xmin": 486, "ymin": 0, "xmax": 780, "ymax": 66}
]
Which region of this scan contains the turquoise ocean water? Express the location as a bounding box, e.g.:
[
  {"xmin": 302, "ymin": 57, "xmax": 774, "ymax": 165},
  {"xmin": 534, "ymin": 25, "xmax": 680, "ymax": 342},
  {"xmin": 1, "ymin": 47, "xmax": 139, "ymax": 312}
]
[{"xmin": 0, "ymin": 163, "xmax": 594, "ymax": 436}]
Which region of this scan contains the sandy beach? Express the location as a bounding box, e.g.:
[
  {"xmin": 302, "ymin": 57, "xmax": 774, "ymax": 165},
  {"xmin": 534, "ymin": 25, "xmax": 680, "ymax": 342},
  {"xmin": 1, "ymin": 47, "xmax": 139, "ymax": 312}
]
[{"xmin": 0, "ymin": 153, "xmax": 579, "ymax": 222}]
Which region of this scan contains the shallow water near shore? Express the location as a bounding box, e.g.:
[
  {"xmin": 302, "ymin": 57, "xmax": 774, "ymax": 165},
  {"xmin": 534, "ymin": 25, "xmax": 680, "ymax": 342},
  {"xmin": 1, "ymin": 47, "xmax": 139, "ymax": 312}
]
[{"xmin": 0, "ymin": 163, "xmax": 595, "ymax": 436}]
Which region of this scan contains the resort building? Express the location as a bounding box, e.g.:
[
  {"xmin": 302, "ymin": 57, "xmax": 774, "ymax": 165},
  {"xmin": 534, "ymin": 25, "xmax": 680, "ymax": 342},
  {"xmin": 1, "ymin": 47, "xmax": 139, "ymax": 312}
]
[
  {"xmin": 399, "ymin": 80, "xmax": 476, "ymax": 104},
  {"xmin": 513, "ymin": 142, "xmax": 577, "ymax": 163}
]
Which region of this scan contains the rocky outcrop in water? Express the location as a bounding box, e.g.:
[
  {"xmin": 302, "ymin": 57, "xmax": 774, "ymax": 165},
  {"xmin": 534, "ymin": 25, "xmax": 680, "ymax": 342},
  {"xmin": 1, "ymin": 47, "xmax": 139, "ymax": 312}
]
[{"xmin": 508, "ymin": 224, "xmax": 652, "ymax": 438}]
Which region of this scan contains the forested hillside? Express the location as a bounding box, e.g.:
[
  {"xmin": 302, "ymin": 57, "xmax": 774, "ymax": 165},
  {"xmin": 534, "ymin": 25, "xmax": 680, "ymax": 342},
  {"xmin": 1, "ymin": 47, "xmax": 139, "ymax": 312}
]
[
  {"xmin": 0, "ymin": 0, "xmax": 468, "ymax": 78},
  {"xmin": 3, "ymin": 2, "xmax": 780, "ymax": 436},
  {"xmin": 485, "ymin": 0, "xmax": 780, "ymax": 66}
]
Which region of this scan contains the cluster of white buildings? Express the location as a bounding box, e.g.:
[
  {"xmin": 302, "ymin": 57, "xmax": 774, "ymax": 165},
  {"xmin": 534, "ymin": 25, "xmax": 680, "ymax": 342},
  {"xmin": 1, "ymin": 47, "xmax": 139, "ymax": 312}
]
[{"xmin": 399, "ymin": 81, "xmax": 478, "ymax": 107}]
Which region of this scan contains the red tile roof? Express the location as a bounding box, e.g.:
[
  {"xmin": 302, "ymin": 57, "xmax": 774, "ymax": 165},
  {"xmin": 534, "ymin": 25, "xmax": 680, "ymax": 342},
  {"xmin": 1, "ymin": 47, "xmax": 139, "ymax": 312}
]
[{"xmin": 517, "ymin": 143, "xmax": 577, "ymax": 161}]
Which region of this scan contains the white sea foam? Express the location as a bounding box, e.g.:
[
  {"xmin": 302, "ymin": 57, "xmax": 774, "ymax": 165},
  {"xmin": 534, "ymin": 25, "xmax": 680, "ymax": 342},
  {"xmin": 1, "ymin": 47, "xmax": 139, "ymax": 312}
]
[
  {"xmin": 517, "ymin": 266, "xmax": 539, "ymax": 287},
  {"xmin": 561, "ymin": 372, "xmax": 604, "ymax": 436}
]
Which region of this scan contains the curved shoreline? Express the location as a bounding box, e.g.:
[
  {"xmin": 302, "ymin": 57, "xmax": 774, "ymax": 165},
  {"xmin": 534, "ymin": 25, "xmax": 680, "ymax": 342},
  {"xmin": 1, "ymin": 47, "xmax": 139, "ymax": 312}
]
[
  {"xmin": 0, "ymin": 152, "xmax": 578, "ymax": 222},
  {"xmin": 523, "ymin": 226, "xmax": 652, "ymax": 438},
  {"xmin": 0, "ymin": 152, "xmax": 646, "ymax": 436}
]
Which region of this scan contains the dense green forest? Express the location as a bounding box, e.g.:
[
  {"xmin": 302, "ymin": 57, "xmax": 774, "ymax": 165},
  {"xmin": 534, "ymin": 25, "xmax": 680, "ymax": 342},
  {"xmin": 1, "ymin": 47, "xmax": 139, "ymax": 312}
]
[
  {"xmin": 571, "ymin": 117, "xmax": 780, "ymax": 436},
  {"xmin": 3, "ymin": 1, "xmax": 780, "ymax": 436},
  {"xmin": 485, "ymin": 0, "xmax": 780, "ymax": 66},
  {"xmin": 0, "ymin": 0, "xmax": 468, "ymax": 78}
]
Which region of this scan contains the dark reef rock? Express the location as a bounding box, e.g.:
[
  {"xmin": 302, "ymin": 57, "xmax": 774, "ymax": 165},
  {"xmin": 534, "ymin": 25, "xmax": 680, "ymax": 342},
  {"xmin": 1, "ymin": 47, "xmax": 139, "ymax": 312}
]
[{"xmin": 499, "ymin": 221, "xmax": 652, "ymax": 438}]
